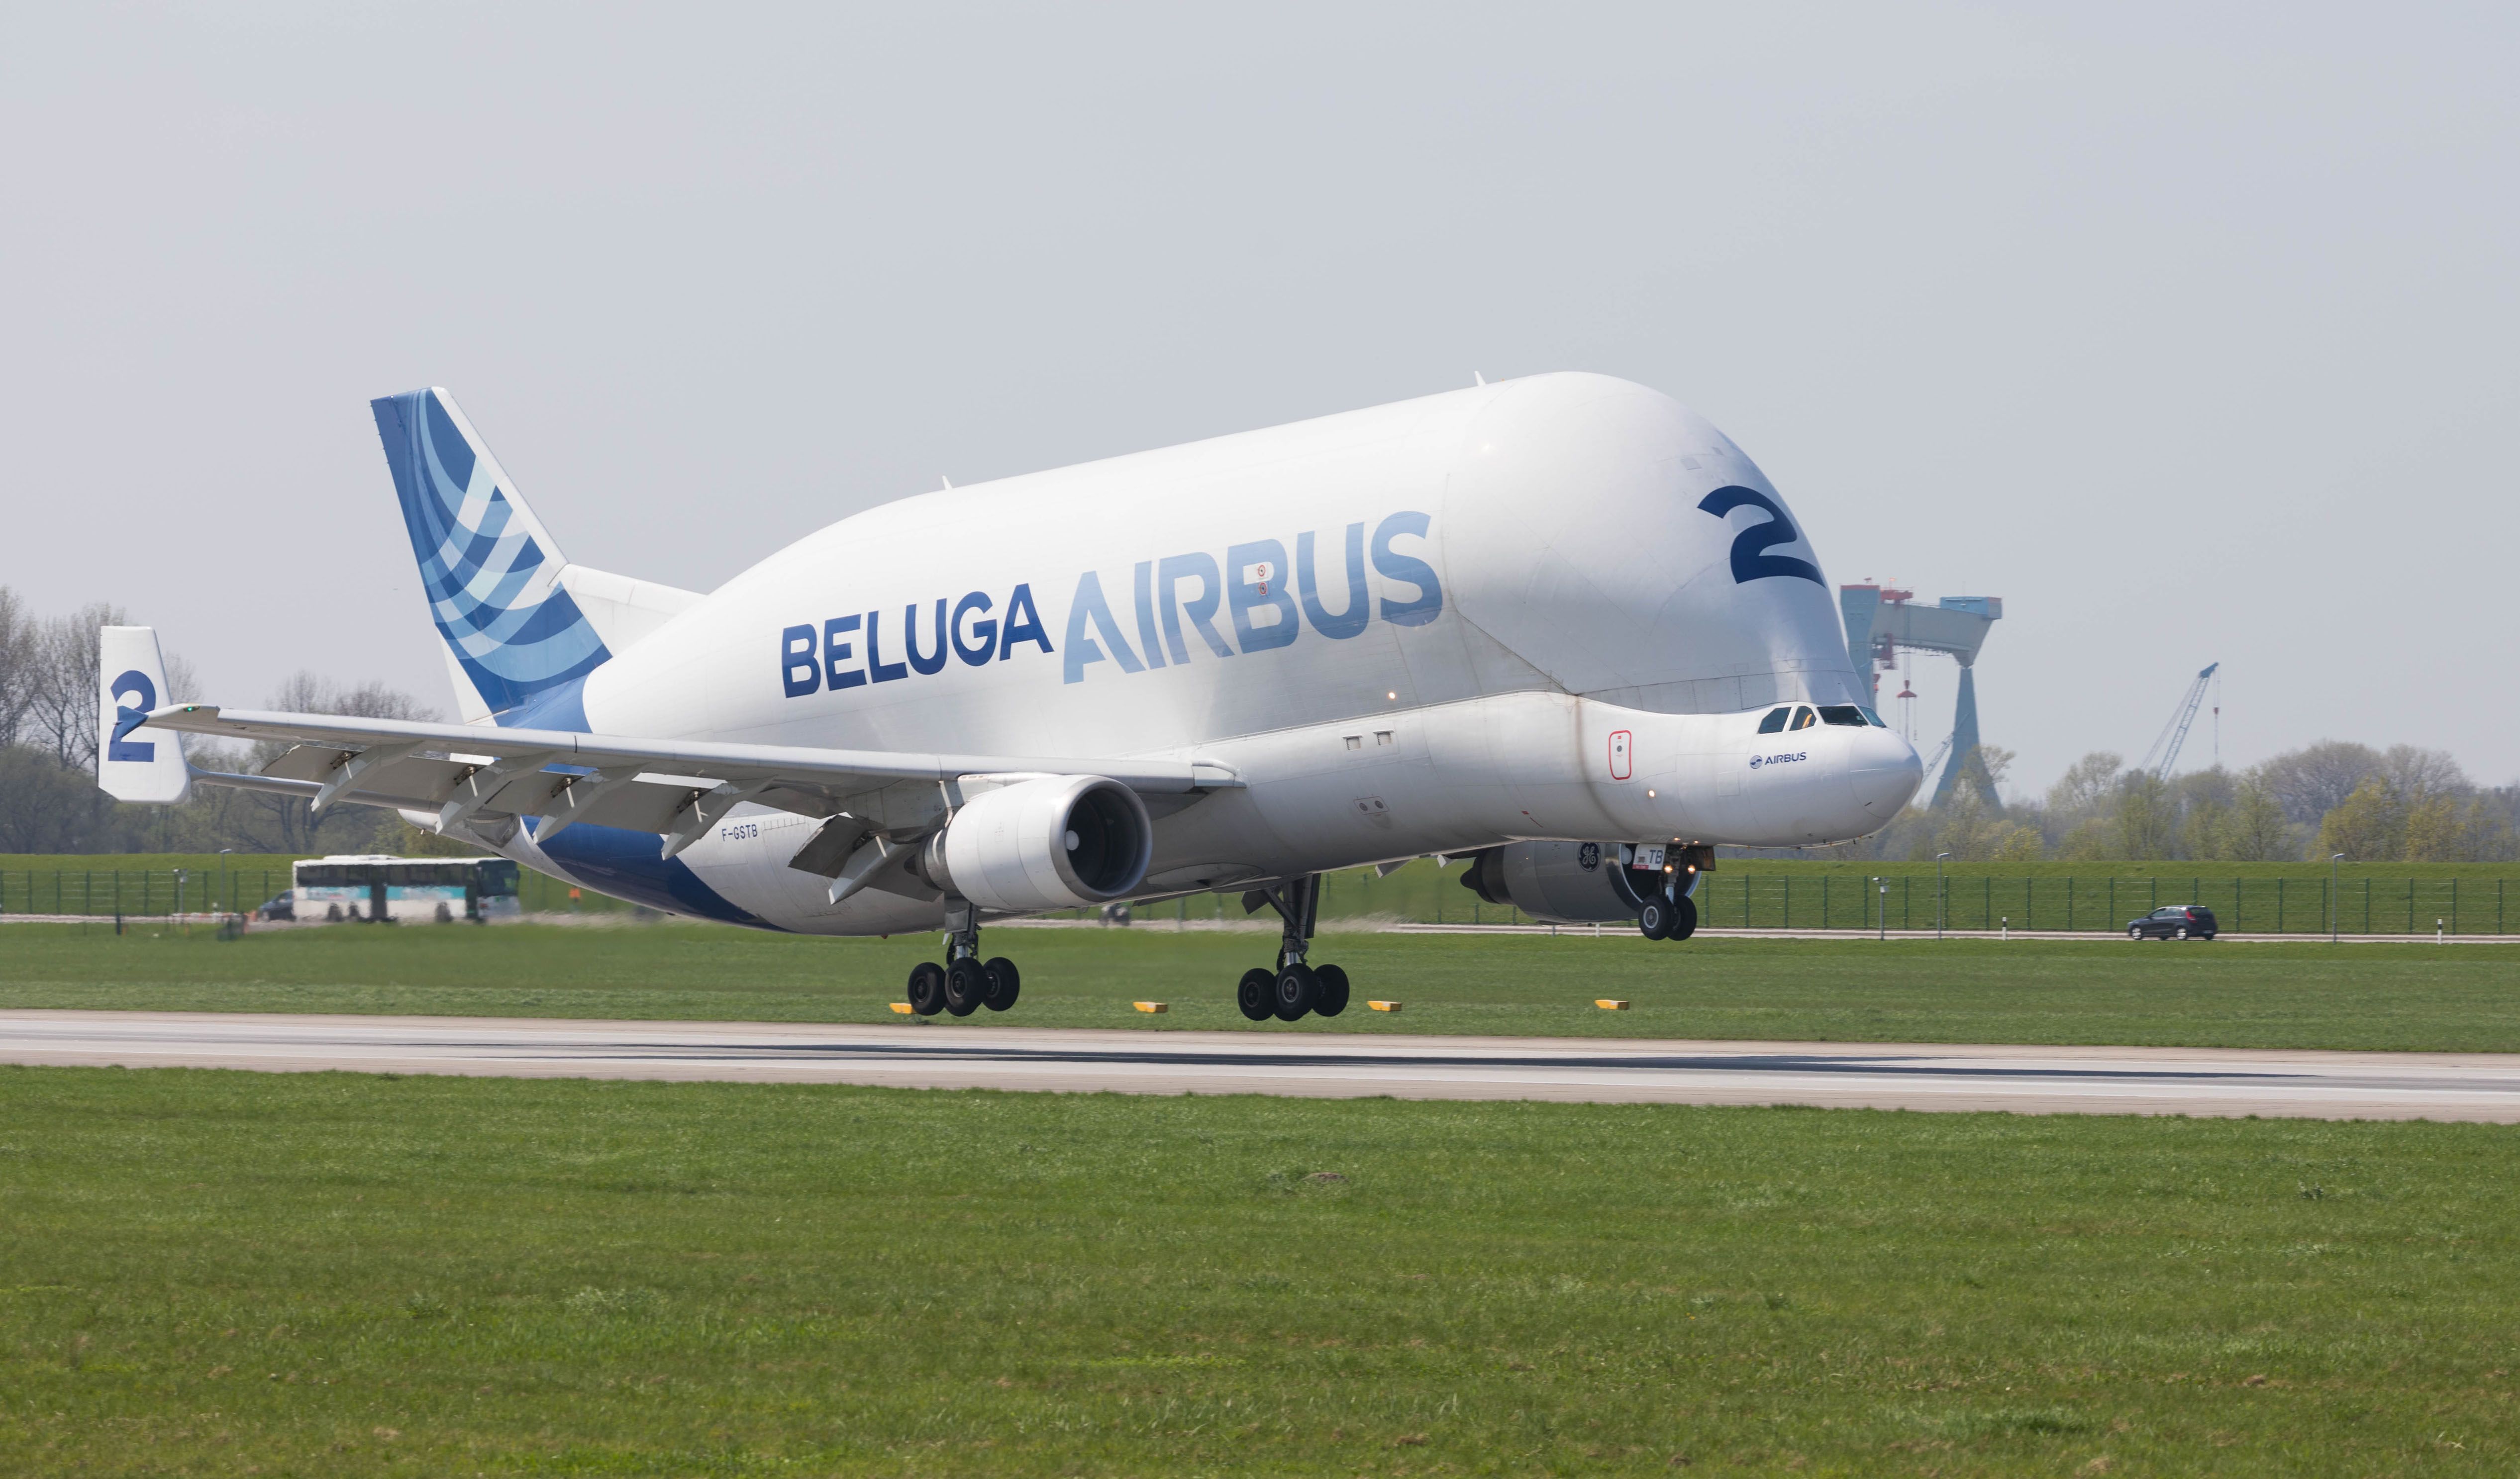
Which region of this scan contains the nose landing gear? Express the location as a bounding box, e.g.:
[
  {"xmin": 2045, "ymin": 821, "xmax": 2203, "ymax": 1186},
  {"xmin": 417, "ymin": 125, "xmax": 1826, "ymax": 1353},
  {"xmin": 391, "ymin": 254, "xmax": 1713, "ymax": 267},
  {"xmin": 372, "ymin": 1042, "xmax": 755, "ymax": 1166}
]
[
  {"xmin": 905, "ymin": 900, "xmax": 1022, "ymax": 1018},
  {"xmin": 1235, "ymin": 876, "xmax": 1349, "ymax": 1023}
]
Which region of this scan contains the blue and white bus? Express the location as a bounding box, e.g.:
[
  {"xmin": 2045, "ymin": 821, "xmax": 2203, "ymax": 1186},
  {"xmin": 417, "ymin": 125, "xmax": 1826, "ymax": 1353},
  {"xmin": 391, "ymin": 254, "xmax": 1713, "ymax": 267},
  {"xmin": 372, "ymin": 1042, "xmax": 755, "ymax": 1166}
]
[{"xmin": 272, "ymin": 855, "xmax": 522, "ymax": 923}]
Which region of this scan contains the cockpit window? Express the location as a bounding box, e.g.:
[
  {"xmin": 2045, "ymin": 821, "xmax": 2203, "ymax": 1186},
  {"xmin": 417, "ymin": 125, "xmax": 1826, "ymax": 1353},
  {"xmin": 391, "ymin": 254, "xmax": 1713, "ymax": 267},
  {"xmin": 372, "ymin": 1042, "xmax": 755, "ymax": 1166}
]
[
  {"xmin": 1789, "ymin": 706, "xmax": 1816, "ymax": 731},
  {"xmin": 1757, "ymin": 707, "xmax": 1790, "ymax": 734},
  {"xmin": 1817, "ymin": 705, "xmax": 1867, "ymax": 727},
  {"xmin": 1855, "ymin": 706, "xmax": 1887, "ymax": 727}
]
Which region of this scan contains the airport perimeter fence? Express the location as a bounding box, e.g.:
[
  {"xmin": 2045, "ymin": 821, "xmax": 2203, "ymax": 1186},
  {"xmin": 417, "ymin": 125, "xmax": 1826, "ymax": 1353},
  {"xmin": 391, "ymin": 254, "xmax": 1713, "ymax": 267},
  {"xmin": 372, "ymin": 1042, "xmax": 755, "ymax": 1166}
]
[
  {"xmin": 1122, "ymin": 869, "xmax": 2517, "ymax": 936},
  {"xmin": 1677, "ymin": 872, "xmax": 2510, "ymax": 937},
  {"xmin": 1, "ymin": 865, "xmax": 2509, "ymax": 936},
  {"xmin": 0, "ymin": 867, "xmax": 626, "ymax": 920}
]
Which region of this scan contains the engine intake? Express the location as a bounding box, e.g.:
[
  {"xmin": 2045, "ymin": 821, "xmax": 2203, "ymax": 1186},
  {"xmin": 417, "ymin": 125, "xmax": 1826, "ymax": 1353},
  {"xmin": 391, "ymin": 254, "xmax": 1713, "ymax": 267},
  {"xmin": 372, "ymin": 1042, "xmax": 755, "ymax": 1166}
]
[
  {"xmin": 1459, "ymin": 841, "xmax": 1647, "ymax": 925},
  {"xmin": 919, "ymin": 775, "xmax": 1153, "ymax": 912}
]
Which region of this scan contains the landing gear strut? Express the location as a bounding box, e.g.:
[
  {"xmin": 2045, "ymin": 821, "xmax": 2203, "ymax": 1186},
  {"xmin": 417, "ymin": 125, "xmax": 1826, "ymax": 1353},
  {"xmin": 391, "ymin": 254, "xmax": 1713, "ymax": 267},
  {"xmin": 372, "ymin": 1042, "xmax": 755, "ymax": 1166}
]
[
  {"xmin": 1632, "ymin": 851, "xmax": 1702, "ymax": 942},
  {"xmin": 907, "ymin": 899, "xmax": 1021, "ymax": 1018},
  {"xmin": 1236, "ymin": 875, "xmax": 1349, "ymax": 1023}
]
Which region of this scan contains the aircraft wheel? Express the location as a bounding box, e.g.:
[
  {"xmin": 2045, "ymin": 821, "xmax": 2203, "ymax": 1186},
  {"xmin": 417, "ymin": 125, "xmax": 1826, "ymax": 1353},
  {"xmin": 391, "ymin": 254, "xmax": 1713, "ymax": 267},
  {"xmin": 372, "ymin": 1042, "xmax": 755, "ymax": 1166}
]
[
  {"xmin": 1273, "ymin": 963, "xmax": 1319, "ymax": 1022},
  {"xmin": 1237, "ymin": 968, "xmax": 1275, "ymax": 1022},
  {"xmin": 1636, "ymin": 897, "xmax": 1674, "ymax": 940},
  {"xmin": 1312, "ymin": 963, "xmax": 1351, "ymax": 1017},
  {"xmin": 982, "ymin": 956, "xmax": 1022, "ymax": 1011},
  {"xmin": 943, "ymin": 957, "xmax": 989, "ymax": 1016},
  {"xmin": 907, "ymin": 961, "xmax": 948, "ymax": 1016},
  {"xmin": 1667, "ymin": 894, "xmax": 1699, "ymax": 941}
]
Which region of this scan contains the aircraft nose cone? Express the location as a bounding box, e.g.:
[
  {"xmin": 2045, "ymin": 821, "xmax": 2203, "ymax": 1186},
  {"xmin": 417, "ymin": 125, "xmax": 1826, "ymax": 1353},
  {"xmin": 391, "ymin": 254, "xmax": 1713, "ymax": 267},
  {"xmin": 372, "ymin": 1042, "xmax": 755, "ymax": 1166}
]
[{"xmin": 1849, "ymin": 730, "xmax": 1924, "ymax": 818}]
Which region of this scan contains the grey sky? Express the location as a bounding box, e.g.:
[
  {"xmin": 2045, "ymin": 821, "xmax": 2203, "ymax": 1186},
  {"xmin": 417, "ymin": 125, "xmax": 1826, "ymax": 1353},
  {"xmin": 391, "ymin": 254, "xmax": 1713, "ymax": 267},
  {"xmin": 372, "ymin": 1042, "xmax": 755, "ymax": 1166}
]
[{"xmin": 4, "ymin": 3, "xmax": 2513, "ymax": 795}]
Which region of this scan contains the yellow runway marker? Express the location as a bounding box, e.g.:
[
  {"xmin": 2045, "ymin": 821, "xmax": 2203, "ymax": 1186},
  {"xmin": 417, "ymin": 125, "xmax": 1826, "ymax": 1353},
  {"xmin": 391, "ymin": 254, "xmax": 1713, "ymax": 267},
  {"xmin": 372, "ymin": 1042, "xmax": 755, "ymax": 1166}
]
[
  {"xmin": 889, "ymin": 1002, "xmax": 917, "ymax": 1015},
  {"xmin": 1368, "ymin": 1000, "xmax": 1403, "ymax": 1012},
  {"xmin": 1133, "ymin": 1001, "xmax": 1168, "ymax": 1013},
  {"xmin": 1595, "ymin": 998, "xmax": 1631, "ymax": 1011}
]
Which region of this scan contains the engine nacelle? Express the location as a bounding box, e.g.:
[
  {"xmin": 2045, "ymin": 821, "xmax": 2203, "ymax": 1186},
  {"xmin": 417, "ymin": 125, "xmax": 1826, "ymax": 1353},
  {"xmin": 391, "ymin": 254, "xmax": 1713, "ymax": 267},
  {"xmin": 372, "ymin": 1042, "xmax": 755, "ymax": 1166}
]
[
  {"xmin": 1459, "ymin": 841, "xmax": 1647, "ymax": 925},
  {"xmin": 918, "ymin": 775, "xmax": 1154, "ymax": 912}
]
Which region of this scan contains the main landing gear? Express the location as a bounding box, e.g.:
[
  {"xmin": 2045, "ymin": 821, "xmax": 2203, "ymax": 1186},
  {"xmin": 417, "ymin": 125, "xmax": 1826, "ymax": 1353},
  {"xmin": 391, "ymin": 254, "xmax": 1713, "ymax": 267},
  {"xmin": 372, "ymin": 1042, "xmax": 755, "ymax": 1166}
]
[
  {"xmin": 905, "ymin": 900, "xmax": 1021, "ymax": 1018},
  {"xmin": 1235, "ymin": 875, "xmax": 1352, "ymax": 1023},
  {"xmin": 1635, "ymin": 881, "xmax": 1700, "ymax": 942}
]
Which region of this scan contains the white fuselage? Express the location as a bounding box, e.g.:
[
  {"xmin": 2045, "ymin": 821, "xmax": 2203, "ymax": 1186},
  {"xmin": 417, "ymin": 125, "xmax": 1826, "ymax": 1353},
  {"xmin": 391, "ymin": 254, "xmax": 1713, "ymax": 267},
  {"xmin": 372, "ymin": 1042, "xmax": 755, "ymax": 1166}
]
[{"xmin": 498, "ymin": 373, "xmax": 1921, "ymax": 932}]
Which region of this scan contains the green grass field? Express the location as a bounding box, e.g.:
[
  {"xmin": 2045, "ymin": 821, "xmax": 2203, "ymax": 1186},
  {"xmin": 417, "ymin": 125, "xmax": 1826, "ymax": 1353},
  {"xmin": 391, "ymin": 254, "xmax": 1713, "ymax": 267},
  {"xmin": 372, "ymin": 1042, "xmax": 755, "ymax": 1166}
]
[
  {"xmin": 3, "ymin": 921, "xmax": 2519, "ymax": 1051},
  {"xmin": 2, "ymin": 1067, "xmax": 2517, "ymax": 1476}
]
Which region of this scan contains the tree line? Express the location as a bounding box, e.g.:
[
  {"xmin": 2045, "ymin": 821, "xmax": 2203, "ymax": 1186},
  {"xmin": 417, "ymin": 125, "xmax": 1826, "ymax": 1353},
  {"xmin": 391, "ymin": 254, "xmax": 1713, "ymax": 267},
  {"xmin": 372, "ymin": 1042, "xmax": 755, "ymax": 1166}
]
[
  {"xmin": 0, "ymin": 588, "xmax": 442, "ymax": 856},
  {"xmin": 6, "ymin": 585, "xmax": 2516, "ymax": 864},
  {"xmin": 1843, "ymin": 741, "xmax": 2520, "ymax": 864}
]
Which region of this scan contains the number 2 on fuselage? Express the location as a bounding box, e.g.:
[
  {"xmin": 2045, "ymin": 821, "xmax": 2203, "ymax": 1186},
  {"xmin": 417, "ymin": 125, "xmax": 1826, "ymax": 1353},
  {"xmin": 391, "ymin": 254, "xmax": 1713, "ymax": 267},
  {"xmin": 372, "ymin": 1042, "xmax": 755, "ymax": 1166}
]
[{"xmin": 1697, "ymin": 486, "xmax": 1822, "ymax": 586}]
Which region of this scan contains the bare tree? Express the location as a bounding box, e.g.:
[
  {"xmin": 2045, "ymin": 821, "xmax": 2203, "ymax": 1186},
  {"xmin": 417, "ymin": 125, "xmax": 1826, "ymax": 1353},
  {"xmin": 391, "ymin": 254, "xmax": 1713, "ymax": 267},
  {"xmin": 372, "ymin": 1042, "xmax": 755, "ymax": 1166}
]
[
  {"xmin": 2257, "ymin": 741, "xmax": 2381, "ymax": 826},
  {"xmin": 2378, "ymin": 744, "xmax": 2468, "ymax": 802},
  {"xmin": 0, "ymin": 587, "xmax": 39, "ymax": 749},
  {"xmin": 22, "ymin": 604, "xmax": 125, "ymax": 770},
  {"xmin": 2044, "ymin": 752, "xmax": 2123, "ymax": 818},
  {"xmin": 228, "ymin": 672, "xmax": 440, "ymax": 852}
]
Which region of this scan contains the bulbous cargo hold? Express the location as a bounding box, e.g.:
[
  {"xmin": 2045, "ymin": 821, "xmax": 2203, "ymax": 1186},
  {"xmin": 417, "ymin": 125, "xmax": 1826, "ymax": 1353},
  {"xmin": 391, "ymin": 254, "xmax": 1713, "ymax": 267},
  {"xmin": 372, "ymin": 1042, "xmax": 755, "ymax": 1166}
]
[{"xmin": 916, "ymin": 775, "xmax": 1154, "ymax": 912}]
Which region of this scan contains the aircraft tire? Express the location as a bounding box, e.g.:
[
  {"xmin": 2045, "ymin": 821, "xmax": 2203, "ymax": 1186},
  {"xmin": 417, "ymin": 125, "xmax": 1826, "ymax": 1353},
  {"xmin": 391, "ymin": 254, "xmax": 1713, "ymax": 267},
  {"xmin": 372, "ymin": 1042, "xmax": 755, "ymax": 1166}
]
[
  {"xmin": 1312, "ymin": 963, "xmax": 1351, "ymax": 1017},
  {"xmin": 1636, "ymin": 897, "xmax": 1674, "ymax": 940},
  {"xmin": 943, "ymin": 957, "xmax": 989, "ymax": 1016},
  {"xmin": 982, "ymin": 956, "xmax": 1022, "ymax": 1010},
  {"xmin": 1237, "ymin": 968, "xmax": 1275, "ymax": 1021},
  {"xmin": 1272, "ymin": 963, "xmax": 1319, "ymax": 1022},
  {"xmin": 1667, "ymin": 894, "xmax": 1699, "ymax": 941},
  {"xmin": 907, "ymin": 961, "xmax": 948, "ymax": 1016}
]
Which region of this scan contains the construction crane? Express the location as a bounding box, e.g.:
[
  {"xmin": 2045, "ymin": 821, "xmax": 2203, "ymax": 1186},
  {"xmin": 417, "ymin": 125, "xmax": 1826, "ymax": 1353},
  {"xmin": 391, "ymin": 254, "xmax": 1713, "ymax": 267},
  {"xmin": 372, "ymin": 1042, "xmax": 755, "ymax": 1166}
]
[
  {"xmin": 2138, "ymin": 663, "xmax": 2219, "ymax": 778},
  {"xmin": 1916, "ymin": 730, "xmax": 1955, "ymax": 787}
]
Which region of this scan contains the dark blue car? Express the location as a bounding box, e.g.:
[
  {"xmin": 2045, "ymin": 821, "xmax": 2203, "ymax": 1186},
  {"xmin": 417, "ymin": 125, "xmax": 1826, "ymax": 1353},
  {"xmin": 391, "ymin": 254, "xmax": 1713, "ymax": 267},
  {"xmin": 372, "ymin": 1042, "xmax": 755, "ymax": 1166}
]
[{"xmin": 2127, "ymin": 905, "xmax": 2217, "ymax": 940}]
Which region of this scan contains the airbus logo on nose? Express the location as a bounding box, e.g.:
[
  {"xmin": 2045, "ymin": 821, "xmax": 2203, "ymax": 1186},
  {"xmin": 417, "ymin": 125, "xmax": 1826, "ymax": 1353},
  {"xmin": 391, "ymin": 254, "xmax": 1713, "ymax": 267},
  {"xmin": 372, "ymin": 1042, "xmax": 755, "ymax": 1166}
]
[{"xmin": 1750, "ymin": 752, "xmax": 1808, "ymax": 770}]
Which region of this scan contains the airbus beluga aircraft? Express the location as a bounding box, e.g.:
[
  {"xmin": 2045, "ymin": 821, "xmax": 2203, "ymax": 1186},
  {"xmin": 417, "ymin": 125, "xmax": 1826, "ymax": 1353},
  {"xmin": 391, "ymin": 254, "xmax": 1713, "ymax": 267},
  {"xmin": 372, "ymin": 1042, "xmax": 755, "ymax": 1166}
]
[{"xmin": 99, "ymin": 372, "xmax": 1921, "ymax": 1023}]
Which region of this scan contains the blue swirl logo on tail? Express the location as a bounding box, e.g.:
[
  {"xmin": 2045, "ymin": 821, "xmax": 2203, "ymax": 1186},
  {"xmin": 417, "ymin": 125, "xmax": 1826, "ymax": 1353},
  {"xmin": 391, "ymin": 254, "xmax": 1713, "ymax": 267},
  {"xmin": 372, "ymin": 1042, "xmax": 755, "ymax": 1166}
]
[{"xmin": 370, "ymin": 389, "xmax": 609, "ymax": 719}]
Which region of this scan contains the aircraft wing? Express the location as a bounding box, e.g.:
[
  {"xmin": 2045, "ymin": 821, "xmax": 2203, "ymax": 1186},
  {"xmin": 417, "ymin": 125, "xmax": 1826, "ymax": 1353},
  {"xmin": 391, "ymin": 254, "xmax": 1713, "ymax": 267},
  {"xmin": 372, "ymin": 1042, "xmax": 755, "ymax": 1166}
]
[{"xmin": 145, "ymin": 703, "xmax": 1242, "ymax": 856}]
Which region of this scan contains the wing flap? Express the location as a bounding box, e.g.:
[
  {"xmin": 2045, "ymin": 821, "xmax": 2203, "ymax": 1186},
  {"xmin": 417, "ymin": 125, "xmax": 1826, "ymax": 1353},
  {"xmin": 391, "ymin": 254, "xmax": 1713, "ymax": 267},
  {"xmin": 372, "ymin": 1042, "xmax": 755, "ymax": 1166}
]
[
  {"xmin": 156, "ymin": 705, "xmax": 1235, "ymax": 796},
  {"xmin": 167, "ymin": 705, "xmax": 1239, "ymax": 839}
]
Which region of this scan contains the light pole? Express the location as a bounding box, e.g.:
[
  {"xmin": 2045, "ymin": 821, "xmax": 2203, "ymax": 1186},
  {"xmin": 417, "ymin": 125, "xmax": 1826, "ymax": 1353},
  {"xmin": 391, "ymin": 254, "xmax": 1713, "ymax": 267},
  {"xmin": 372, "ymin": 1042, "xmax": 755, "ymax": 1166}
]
[
  {"xmin": 1876, "ymin": 878, "xmax": 1888, "ymax": 942},
  {"xmin": 1936, "ymin": 853, "xmax": 1951, "ymax": 941},
  {"xmin": 2331, "ymin": 853, "xmax": 2345, "ymax": 943},
  {"xmin": 218, "ymin": 848, "xmax": 232, "ymax": 921}
]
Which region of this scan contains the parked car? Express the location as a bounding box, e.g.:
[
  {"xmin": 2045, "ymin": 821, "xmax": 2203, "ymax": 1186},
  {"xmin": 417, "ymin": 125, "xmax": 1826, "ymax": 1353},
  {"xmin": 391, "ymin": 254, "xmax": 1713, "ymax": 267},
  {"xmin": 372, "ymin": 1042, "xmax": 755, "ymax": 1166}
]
[
  {"xmin": 2127, "ymin": 904, "xmax": 2217, "ymax": 940},
  {"xmin": 256, "ymin": 894, "xmax": 296, "ymax": 922}
]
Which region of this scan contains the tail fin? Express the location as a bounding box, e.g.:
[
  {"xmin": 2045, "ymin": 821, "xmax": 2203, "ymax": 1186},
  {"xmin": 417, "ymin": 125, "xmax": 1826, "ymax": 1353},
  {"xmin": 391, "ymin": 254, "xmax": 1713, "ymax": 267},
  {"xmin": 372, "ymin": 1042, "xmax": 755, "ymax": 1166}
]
[
  {"xmin": 96, "ymin": 626, "xmax": 191, "ymax": 804},
  {"xmin": 370, "ymin": 388, "xmax": 612, "ymax": 725}
]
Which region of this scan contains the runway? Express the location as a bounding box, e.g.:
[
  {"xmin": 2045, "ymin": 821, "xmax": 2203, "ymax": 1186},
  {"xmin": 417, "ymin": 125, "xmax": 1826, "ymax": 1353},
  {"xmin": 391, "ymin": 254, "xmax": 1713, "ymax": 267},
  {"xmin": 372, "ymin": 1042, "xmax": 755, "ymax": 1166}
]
[{"xmin": 6, "ymin": 1010, "xmax": 2520, "ymax": 1120}]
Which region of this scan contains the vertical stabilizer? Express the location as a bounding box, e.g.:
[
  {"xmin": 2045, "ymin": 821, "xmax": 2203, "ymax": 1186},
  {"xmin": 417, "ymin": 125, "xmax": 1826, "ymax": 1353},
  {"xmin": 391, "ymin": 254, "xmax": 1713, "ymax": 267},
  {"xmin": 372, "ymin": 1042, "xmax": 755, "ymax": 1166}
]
[
  {"xmin": 96, "ymin": 626, "xmax": 191, "ymax": 804},
  {"xmin": 370, "ymin": 388, "xmax": 612, "ymax": 724}
]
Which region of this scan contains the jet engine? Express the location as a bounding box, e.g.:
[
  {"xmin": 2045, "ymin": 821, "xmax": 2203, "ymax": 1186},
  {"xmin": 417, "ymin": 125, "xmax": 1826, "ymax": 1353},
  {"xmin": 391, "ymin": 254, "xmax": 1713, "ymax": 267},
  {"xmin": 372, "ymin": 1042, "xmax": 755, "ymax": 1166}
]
[
  {"xmin": 917, "ymin": 775, "xmax": 1154, "ymax": 912},
  {"xmin": 1458, "ymin": 841, "xmax": 1646, "ymax": 925}
]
